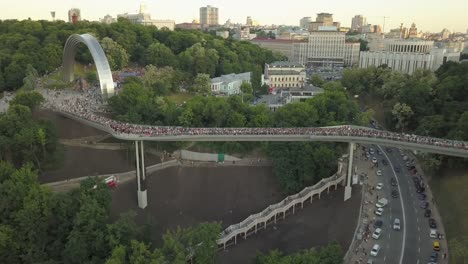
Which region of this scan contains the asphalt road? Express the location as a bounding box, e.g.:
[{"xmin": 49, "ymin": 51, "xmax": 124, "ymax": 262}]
[
  {"xmin": 384, "ymin": 147, "xmax": 434, "ymax": 264},
  {"xmin": 369, "ymin": 146, "xmax": 435, "ymax": 264},
  {"xmin": 368, "ymin": 146, "xmax": 404, "ymax": 264}
]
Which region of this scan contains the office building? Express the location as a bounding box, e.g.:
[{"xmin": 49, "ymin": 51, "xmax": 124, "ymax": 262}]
[
  {"xmin": 176, "ymin": 22, "xmax": 201, "ymax": 30},
  {"xmin": 118, "ymin": 4, "xmax": 175, "ymax": 30},
  {"xmin": 200, "ymin": 5, "xmax": 219, "ymax": 29},
  {"xmin": 292, "ymin": 31, "xmax": 360, "ymax": 66},
  {"xmin": 68, "ymin": 8, "xmax": 81, "ymax": 24},
  {"xmin": 307, "ymin": 13, "xmax": 341, "ymax": 32},
  {"xmin": 300, "ymin": 17, "xmax": 312, "ymax": 29},
  {"xmin": 359, "ymin": 39, "xmax": 461, "ymax": 74},
  {"xmin": 351, "ymin": 15, "xmax": 366, "ymax": 32}
]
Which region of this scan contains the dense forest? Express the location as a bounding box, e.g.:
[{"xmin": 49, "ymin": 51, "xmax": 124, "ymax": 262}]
[{"xmin": 0, "ymin": 18, "xmax": 285, "ymax": 91}]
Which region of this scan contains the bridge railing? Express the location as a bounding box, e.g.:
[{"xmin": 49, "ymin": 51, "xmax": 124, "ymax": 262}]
[{"xmin": 216, "ymin": 162, "xmax": 346, "ymax": 247}]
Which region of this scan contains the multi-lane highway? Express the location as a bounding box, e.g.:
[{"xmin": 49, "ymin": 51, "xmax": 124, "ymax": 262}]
[{"xmin": 367, "ymin": 145, "xmax": 439, "ymax": 264}]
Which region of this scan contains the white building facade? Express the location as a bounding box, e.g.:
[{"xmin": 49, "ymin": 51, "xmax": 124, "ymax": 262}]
[
  {"xmin": 118, "ymin": 6, "xmax": 175, "ymax": 30},
  {"xmin": 293, "ymin": 31, "xmax": 360, "ymax": 66},
  {"xmin": 211, "ymin": 72, "xmax": 251, "ymax": 95},
  {"xmin": 359, "ymin": 39, "xmax": 461, "ymax": 74},
  {"xmin": 264, "ymin": 62, "xmax": 306, "ymax": 88}
]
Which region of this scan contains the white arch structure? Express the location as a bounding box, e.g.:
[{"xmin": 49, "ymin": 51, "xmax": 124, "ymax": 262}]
[{"xmin": 62, "ymin": 34, "xmax": 114, "ymax": 98}]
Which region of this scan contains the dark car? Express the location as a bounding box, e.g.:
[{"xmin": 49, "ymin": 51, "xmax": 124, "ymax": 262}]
[
  {"xmin": 392, "ymin": 190, "xmax": 399, "ymax": 198},
  {"xmin": 386, "ymin": 147, "xmax": 392, "ymax": 153},
  {"xmin": 408, "ymin": 165, "xmax": 416, "ymax": 171},
  {"xmin": 377, "ymin": 149, "xmax": 382, "ymax": 155},
  {"xmin": 421, "ymin": 201, "xmax": 429, "ymax": 209},
  {"xmin": 394, "ymin": 166, "xmax": 401, "ymax": 173},
  {"xmin": 382, "ymin": 159, "xmax": 388, "ymax": 166},
  {"xmin": 425, "ymin": 209, "xmax": 432, "ymax": 217},
  {"xmin": 374, "ymin": 220, "xmax": 383, "ymax": 228},
  {"xmin": 429, "ymin": 218, "xmax": 437, "ymax": 228},
  {"xmin": 430, "ymin": 252, "xmax": 438, "ymax": 262},
  {"xmin": 416, "ymin": 186, "xmax": 426, "ymax": 193},
  {"xmin": 419, "ymin": 193, "xmax": 427, "ymax": 200},
  {"xmin": 391, "ymin": 178, "xmax": 398, "ymax": 186}
]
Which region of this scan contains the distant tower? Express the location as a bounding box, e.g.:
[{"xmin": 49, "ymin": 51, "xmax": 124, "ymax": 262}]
[
  {"xmin": 246, "ymin": 16, "xmax": 253, "ymax": 26},
  {"xmin": 68, "ymin": 8, "xmax": 81, "ymax": 24},
  {"xmin": 139, "ymin": 3, "xmax": 147, "ymax": 14},
  {"xmin": 50, "ymin": 11, "xmax": 56, "ymax": 21}
]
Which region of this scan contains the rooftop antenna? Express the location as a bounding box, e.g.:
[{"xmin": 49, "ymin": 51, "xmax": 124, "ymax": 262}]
[{"xmin": 50, "ymin": 11, "xmax": 56, "ymax": 21}]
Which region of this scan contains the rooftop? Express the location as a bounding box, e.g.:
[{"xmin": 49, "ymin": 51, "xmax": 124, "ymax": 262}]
[
  {"xmin": 269, "ymin": 61, "xmax": 305, "ymax": 68},
  {"xmin": 211, "ymin": 72, "xmax": 251, "ymax": 83}
]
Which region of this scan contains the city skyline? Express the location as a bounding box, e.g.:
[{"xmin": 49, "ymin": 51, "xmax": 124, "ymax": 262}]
[{"xmin": 0, "ymin": 0, "xmax": 467, "ymax": 33}]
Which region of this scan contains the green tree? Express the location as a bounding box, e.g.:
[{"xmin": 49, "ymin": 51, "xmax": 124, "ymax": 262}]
[
  {"xmin": 9, "ymin": 90, "xmax": 44, "ymax": 111},
  {"xmin": 144, "ymin": 42, "xmax": 177, "ymax": 68},
  {"xmin": 391, "ymin": 102, "xmax": 414, "ymax": 132},
  {"xmin": 100, "ymin": 37, "xmax": 129, "ymax": 70},
  {"xmin": 190, "ymin": 73, "xmax": 211, "ymax": 95},
  {"xmin": 310, "ymin": 74, "xmax": 325, "ymax": 87}
]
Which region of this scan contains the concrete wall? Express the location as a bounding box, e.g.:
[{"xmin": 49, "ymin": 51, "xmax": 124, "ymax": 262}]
[{"xmin": 180, "ymin": 150, "xmax": 241, "ymax": 162}]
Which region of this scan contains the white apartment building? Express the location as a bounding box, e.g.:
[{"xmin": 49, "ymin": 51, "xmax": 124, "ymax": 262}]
[
  {"xmin": 293, "ymin": 31, "xmax": 360, "ymax": 66},
  {"xmin": 359, "ymin": 39, "xmax": 461, "ymax": 74},
  {"xmin": 211, "ymin": 72, "xmax": 251, "ymax": 95},
  {"xmin": 264, "ymin": 61, "xmax": 306, "ymax": 88}
]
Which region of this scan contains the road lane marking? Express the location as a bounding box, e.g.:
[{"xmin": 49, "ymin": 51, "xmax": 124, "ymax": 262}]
[
  {"xmin": 418, "ymin": 226, "xmax": 420, "ymax": 232},
  {"xmin": 417, "ymin": 217, "xmax": 419, "ymax": 223},
  {"xmin": 418, "ymin": 247, "xmax": 421, "ymax": 253},
  {"xmin": 419, "ymin": 236, "xmax": 421, "ymax": 242},
  {"xmin": 379, "ymin": 146, "xmax": 407, "ymax": 264},
  {"xmin": 416, "ymin": 260, "xmax": 420, "ymax": 264}
]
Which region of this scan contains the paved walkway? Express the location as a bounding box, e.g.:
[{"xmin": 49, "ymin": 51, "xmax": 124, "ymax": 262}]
[{"xmin": 345, "ymin": 146, "xmax": 380, "ymax": 264}]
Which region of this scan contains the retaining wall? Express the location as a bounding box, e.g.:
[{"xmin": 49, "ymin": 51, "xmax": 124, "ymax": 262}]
[{"xmin": 181, "ymin": 150, "xmax": 240, "ymax": 162}]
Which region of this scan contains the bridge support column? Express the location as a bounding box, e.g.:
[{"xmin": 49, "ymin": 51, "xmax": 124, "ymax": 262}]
[
  {"xmin": 344, "ymin": 142, "xmax": 354, "ymax": 201},
  {"xmin": 135, "ymin": 140, "xmax": 147, "ymax": 209}
]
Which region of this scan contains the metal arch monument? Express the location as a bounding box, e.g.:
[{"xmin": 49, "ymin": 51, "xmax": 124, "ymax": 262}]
[{"xmin": 62, "ymin": 34, "xmax": 115, "ymax": 98}]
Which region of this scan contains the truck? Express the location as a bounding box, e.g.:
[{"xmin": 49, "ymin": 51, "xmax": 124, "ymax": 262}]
[{"xmin": 376, "ymin": 198, "xmax": 388, "ymax": 208}]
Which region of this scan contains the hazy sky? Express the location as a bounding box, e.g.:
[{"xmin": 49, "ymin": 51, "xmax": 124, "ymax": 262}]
[{"xmin": 1, "ymin": 0, "xmax": 467, "ymax": 33}]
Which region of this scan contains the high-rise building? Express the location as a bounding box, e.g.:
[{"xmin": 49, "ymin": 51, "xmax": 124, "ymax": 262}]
[
  {"xmin": 299, "ymin": 17, "xmax": 312, "ymax": 29},
  {"xmin": 308, "ymin": 13, "xmax": 338, "ymax": 32},
  {"xmin": 351, "ymin": 15, "xmax": 366, "ymax": 32},
  {"xmin": 441, "ymin": 29, "xmax": 451, "ymax": 40},
  {"xmin": 246, "ymin": 16, "xmax": 253, "ymax": 26},
  {"xmin": 68, "ymin": 8, "xmax": 81, "ymax": 24},
  {"xmin": 200, "ymin": 5, "xmax": 219, "ymax": 29},
  {"xmin": 292, "ymin": 31, "xmax": 360, "ymax": 66}
]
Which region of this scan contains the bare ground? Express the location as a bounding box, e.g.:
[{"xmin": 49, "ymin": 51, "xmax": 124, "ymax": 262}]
[{"xmin": 109, "ymin": 165, "xmax": 361, "ymax": 263}]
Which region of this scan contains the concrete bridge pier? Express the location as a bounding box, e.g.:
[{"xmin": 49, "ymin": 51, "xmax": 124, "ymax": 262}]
[
  {"xmin": 344, "ymin": 142, "xmax": 355, "ymax": 201},
  {"xmin": 135, "ymin": 140, "xmax": 148, "ymax": 209}
]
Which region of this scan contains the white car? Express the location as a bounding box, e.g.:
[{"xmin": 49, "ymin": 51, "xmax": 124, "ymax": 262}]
[
  {"xmin": 375, "ymin": 207, "xmax": 384, "ymax": 216},
  {"xmin": 372, "ymin": 157, "xmax": 378, "ymax": 163},
  {"xmin": 372, "ymin": 228, "xmax": 382, "ymax": 239},
  {"xmin": 430, "ymin": 229, "xmax": 438, "ymax": 238},
  {"xmin": 376, "ymin": 183, "xmax": 383, "ymax": 190},
  {"xmin": 376, "ymin": 170, "xmax": 382, "ymax": 176},
  {"xmin": 393, "ymin": 218, "xmax": 401, "ymax": 230},
  {"xmin": 370, "ymin": 244, "xmax": 381, "ymax": 257}
]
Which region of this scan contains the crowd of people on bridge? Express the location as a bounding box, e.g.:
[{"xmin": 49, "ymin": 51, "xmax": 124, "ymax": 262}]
[{"xmin": 38, "ymin": 88, "xmax": 468, "ymax": 151}]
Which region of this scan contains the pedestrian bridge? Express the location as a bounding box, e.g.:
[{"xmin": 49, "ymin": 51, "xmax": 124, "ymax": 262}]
[{"xmin": 57, "ymin": 110, "xmax": 468, "ymax": 158}]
